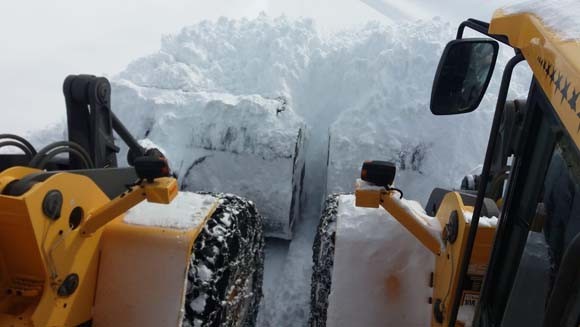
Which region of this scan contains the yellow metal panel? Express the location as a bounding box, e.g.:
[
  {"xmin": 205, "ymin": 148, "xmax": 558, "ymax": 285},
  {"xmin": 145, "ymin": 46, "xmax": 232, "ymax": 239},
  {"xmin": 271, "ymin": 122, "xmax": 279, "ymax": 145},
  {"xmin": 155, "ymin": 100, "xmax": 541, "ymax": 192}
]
[
  {"xmin": 354, "ymin": 188, "xmax": 381, "ymax": 208},
  {"xmin": 354, "ymin": 183, "xmax": 442, "ymax": 255},
  {"xmin": 431, "ymin": 193, "xmax": 495, "ymax": 327},
  {"xmin": 0, "ymin": 171, "xmax": 110, "ymax": 327},
  {"xmin": 381, "ymin": 193, "xmax": 442, "ymax": 255},
  {"xmin": 81, "ymin": 177, "xmax": 178, "ymax": 236},
  {"xmin": 490, "ymin": 11, "xmax": 580, "ymax": 149},
  {"xmin": 93, "ymin": 197, "xmax": 218, "ymax": 327}
]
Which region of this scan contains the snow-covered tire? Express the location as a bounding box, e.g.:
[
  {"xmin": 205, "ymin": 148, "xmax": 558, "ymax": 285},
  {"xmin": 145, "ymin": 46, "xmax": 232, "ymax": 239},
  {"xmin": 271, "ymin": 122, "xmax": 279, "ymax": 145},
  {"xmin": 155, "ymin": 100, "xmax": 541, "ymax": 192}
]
[
  {"xmin": 182, "ymin": 194, "xmax": 265, "ymax": 327},
  {"xmin": 309, "ymin": 194, "xmax": 341, "ymax": 327}
]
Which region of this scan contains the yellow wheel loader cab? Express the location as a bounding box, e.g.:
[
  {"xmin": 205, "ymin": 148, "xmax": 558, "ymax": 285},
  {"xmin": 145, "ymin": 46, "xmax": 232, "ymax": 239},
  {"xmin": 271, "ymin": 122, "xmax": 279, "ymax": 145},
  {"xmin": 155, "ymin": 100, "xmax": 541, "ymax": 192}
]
[
  {"xmin": 311, "ymin": 2, "xmax": 580, "ymax": 327},
  {"xmin": 0, "ymin": 75, "xmax": 264, "ymax": 326}
]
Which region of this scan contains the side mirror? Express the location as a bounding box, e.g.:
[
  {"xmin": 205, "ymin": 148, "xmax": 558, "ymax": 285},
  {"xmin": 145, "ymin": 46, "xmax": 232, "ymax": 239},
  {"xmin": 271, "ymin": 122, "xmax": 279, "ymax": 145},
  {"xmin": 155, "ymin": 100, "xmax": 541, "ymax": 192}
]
[{"xmin": 430, "ymin": 39, "xmax": 499, "ymax": 115}]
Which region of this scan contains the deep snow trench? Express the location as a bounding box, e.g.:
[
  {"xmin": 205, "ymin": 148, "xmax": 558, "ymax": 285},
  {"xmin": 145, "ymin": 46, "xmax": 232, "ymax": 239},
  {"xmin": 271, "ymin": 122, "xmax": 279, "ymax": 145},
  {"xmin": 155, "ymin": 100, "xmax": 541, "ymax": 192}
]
[{"xmin": 25, "ymin": 14, "xmax": 531, "ymax": 327}]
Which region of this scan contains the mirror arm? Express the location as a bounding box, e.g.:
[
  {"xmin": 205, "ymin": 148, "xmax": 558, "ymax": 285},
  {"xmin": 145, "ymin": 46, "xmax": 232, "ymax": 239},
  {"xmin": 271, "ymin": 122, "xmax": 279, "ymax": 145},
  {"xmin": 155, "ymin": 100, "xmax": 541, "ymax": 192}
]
[
  {"xmin": 447, "ymin": 53, "xmax": 525, "ymax": 327},
  {"xmin": 456, "ymin": 18, "xmax": 511, "ymax": 46}
]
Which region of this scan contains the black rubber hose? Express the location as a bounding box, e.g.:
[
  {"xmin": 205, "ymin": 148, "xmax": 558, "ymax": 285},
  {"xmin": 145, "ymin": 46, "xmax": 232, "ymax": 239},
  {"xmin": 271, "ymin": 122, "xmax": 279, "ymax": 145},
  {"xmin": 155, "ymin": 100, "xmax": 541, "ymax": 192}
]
[
  {"xmin": 0, "ymin": 140, "xmax": 35, "ymax": 159},
  {"xmin": 0, "ymin": 134, "xmax": 37, "ymax": 156},
  {"xmin": 30, "ymin": 141, "xmax": 93, "ymax": 169},
  {"xmin": 35, "ymin": 147, "xmax": 93, "ymax": 170}
]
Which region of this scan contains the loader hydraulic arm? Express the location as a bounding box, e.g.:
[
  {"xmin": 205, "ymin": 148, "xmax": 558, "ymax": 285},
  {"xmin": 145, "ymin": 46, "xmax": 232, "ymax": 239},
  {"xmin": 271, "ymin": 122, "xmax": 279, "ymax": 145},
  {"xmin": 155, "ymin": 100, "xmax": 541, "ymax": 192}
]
[
  {"xmin": 64, "ymin": 74, "xmax": 147, "ymax": 169},
  {"xmin": 80, "ymin": 176, "xmax": 177, "ymax": 236},
  {"xmin": 355, "ymin": 179, "xmax": 443, "ymax": 255}
]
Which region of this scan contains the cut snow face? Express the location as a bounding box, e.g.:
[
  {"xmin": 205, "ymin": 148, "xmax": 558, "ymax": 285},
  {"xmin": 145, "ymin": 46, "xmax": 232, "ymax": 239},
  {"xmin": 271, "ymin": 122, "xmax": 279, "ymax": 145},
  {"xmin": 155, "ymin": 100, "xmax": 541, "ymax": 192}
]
[{"xmin": 125, "ymin": 192, "xmax": 217, "ymax": 229}]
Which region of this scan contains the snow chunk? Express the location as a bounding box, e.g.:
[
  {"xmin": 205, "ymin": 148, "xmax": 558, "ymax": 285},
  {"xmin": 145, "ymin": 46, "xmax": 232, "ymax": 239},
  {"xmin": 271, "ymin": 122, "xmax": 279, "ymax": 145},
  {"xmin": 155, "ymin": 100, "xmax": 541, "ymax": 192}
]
[
  {"xmin": 124, "ymin": 192, "xmax": 217, "ymax": 229},
  {"xmin": 463, "ymin": 210, "xmax": 499, "ymax": 227},
  {"xmin": 502, "ymin": 0, "xmax": 580, "ymax": 41},
  {"xmin": 189, "ymin": 293, "xmax": 208, "ymax": 314},
  {"xmin": 196, "ymin": 264, "xmax": 213, "ymax": 283}
]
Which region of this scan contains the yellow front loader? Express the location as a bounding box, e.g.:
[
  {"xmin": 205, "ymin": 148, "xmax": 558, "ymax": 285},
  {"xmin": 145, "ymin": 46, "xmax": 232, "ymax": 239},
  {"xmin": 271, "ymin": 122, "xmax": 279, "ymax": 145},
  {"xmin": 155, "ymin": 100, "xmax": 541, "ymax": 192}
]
[{"xmin": 0, "ymin": 75, "xmax": 264, "ymax": 326}]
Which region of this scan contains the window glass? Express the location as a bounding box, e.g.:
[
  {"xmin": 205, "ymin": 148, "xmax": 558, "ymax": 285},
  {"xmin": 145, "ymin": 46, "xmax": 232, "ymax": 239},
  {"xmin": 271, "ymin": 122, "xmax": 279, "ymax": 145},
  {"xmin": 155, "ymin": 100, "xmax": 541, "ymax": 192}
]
[{"xmin": 502, "ymin": 138, "xmax": 580, "ymax": 326}]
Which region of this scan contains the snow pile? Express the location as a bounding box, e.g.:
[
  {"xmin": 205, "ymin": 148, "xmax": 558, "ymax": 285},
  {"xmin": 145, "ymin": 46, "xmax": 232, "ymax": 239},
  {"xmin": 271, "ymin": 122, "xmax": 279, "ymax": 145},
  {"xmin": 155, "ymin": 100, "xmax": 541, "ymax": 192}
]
[
  {"xmin": 112, "ymin": 26, "xmax": 308, "ymax": 237},
  {"xmin": 502, "ymin": 0, "xmax": 580, "ymax": 41},
  {"xmin": 118, "ymin": 15, "xmax": 318, "ymax": 97},
  {"xmin": 326, "ymin": 194, "xmax": 434, "ymax": 326},
  {"xmin": 125, "ymin": 192, "xmax": 217, "ymax": 229}
]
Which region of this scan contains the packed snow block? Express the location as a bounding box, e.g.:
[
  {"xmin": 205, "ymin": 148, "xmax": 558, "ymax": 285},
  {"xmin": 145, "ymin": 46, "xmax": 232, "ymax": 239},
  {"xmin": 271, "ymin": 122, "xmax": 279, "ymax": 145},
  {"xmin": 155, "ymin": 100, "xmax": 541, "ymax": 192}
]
[
  {"xmin": 111, "ymin": 80, "xmax": 306, "ymax": 239},
  {"xmin": 311, "ymin": 194, "xmax": 433, "ymax": 327}
]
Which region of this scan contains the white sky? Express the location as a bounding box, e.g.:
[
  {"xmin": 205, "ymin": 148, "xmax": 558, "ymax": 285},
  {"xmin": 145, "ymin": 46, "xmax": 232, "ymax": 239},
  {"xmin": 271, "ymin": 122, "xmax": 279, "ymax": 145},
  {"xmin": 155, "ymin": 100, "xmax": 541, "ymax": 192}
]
[{"xmin": 0, "ymin": 0, "xmax": 518, "ymax": 135}]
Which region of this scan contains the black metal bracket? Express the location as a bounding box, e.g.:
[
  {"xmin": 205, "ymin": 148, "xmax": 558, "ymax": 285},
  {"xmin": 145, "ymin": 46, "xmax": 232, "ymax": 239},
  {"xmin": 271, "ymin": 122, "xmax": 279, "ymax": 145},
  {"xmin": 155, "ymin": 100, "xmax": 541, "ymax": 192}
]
[
  {"xmin": 63, "ymin": 75, "xmax": 146, "ymax": 169},
  {"xmin": 447, "ymin": 53, "xmax": 526, "ymax": 327},
  {"xmin": 63, "ymin": 75, "xmax": 119, "ymax": 169},
  {"xmin": 456, "ymin": 18, "xmax": 511, "ymax": 46}
]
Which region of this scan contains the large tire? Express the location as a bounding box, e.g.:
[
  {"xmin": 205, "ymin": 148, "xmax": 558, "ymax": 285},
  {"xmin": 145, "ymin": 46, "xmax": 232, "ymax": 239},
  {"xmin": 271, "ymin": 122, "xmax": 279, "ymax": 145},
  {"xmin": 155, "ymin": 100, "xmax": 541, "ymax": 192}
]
[
  {"xmin": 182, "ymin": 194, "xmax": 265, "ymax": 327},
  {"xmin": 309, "ymin": 194, "xmax": 341, "ymax": 327}
]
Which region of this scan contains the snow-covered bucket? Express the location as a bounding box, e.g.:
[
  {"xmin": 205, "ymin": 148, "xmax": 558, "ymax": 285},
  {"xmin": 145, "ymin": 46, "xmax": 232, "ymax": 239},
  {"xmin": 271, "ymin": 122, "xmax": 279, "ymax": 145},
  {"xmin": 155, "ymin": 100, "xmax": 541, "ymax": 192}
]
[{"xmin": 112, "ymin": 80, "xmax": 306, "ymax": 238}]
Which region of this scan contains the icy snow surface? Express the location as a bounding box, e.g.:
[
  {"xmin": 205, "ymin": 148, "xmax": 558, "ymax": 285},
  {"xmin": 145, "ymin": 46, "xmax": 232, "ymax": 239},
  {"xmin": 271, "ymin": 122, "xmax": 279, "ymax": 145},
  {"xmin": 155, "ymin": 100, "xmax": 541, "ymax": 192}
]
[
  {"xmin": 327, "ymin": 195, "xmax": 434, "ymax": 326},
  {"xmin": 125, "ymin": 192, "xmax": 217, "ymax": 229},
  {"xmin": 502, "ymin": 0, "xmax": 580, "ymax": 41}
]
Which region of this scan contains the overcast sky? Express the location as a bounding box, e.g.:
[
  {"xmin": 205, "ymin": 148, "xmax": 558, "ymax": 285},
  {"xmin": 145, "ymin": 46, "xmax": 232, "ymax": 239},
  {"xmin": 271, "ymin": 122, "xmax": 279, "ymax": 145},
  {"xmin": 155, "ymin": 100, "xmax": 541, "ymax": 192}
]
[{"xmin": 0, "ymin": 0, "xmax": 519, "ymax": 135}]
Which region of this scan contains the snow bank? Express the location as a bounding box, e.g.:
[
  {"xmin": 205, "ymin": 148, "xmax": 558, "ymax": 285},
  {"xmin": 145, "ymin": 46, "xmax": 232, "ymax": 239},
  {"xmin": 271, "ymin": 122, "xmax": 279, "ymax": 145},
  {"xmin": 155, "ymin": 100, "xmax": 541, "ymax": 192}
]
[
  {"xmin": 502, "ymin": 0, "xmax": 580, "ymax": 41},
  {"xmin": 326, "ymin": 194, "xmax": 433, "ymax": 326},
  {"xmin": 124, "ymin": 192, "xmax": 217, "ymax": 229}
]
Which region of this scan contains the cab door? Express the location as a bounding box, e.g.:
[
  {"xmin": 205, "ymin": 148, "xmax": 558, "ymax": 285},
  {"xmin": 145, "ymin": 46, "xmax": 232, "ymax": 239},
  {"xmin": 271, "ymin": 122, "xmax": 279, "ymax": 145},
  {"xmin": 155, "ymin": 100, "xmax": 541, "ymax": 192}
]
[{"xmin": 476, "ymin": 80, "xmax": 580, "ymax": 327}]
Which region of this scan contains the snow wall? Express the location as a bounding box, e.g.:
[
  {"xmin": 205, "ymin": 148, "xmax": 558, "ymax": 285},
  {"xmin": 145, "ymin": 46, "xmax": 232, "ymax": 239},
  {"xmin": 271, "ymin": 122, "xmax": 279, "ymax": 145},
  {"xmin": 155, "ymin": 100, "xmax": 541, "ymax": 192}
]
[
  {"xmin": 108, "ymin": 15, "xmax": 531, "ymax": 241},
  {"xmin": 324, "ymin": 21, "xmax": 531, "ymax": 204},
  {"xmin": 23, "ymin": 14, "xmax": 530, "ymax": 233}
]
